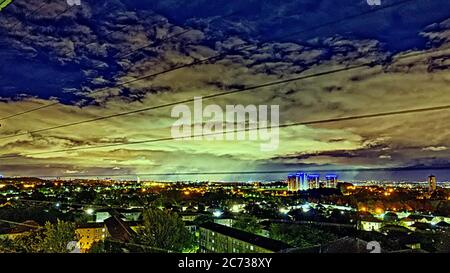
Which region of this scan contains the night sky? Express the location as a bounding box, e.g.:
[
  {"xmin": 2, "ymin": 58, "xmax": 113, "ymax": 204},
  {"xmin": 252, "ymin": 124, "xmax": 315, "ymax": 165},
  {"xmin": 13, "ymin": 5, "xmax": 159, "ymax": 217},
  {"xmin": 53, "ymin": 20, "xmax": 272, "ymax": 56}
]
[{"xmin": 0, "ymin": 0, "xmax": 450, "ymax": 182}]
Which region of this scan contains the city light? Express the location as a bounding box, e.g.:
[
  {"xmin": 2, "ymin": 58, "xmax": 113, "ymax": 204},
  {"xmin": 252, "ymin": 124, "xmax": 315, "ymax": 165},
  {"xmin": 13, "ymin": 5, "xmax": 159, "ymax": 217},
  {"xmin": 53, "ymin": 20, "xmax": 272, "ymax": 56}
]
[
  {"xmin": 231, "ymin": 204, "xmax": 243, "ymax": 213},
  {"xmin": 213, "ymin": 210, "xmax": 223, "ymax": 217},
  {"xmin": 301, "ymin": 204, "xmax": 310, "ymax": 212},
  {"xmin": 279, "ymin": 208, "xmax": 290, "ymax": 214},
  {"xmin": 0, "ymin": 174, "xmax": 449, "ymax": 255}
]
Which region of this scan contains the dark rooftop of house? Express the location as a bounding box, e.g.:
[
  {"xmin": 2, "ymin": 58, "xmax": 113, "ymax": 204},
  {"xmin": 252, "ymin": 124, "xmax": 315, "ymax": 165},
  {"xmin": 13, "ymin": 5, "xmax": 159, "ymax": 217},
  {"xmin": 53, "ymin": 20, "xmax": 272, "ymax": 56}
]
[
  {"xmin": 116, "ymin": 208, "xmax": 143, "ymax": 213},
  {"xmin": 76, "ymin": 222, "xmax": 105, "ymax": 229},
  {"xmin": 104, "ymin": 215, "xmax": 137, "ymax": 242},
  {"xmin": 411, "ymin": 222, "xmax": 434, "ymax": 230},
  {"xmin": 408, "ymin": 214, "xmax": 434, "ymax": 220},
  {"xmin": 359, "ymin": 215, "xmax": 383, "ymax": 222},
  {"xmin": 390, "ymin": 249, "xmax": 428, "ymax": 253},
  {"xmin": 184, "ymin": 221, "xmax": 196, "ymax": 226},
  {"xmin": 95, "ymin": 208, "xmax": 142, "ymax": 213},
  {"xmin": 436, "ymin": 221, "xmax": 450, "ymax": 227},
  {"xmin": 9, "ymin": 220, "xmax": 40, "ymax": 234},
  {"xmin": 124, "ymin": 220, "xmax": 143, "ymax": 227},
  {"xmin": 319, "ymin": 237, "xmax": 378, "ymax": 253},
  {"xmin": 199, "ymin": 222, "xmax": 291, "ymax": 252},
  {"xmin": 282, "ymin": 237, "xmax": 380, "ymax": 253},
  {"xmin": 283, "ymin": 236, "xmax": 431, "ymax": 253}
]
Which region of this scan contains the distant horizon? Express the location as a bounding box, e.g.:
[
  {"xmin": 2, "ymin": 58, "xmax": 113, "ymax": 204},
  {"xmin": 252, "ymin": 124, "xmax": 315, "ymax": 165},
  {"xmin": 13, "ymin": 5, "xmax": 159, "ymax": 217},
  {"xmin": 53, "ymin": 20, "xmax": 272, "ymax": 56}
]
[
  {"xmin": 1, "ymin": 0, "xmax": 450, "ymax": 185},
  {"xmin": 1, "ymin": 168, "xmax": 449, "ymax": 183}
]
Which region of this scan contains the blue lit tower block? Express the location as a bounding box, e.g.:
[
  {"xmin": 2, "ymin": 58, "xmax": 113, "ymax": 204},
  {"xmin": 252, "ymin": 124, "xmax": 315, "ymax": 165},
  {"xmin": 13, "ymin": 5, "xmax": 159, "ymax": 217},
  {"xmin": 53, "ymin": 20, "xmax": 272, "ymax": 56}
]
[
  {"xmin": 326, "ymin": 174, "xmax": 338, "ymax": 188},
  {"xmin": 296, "ymin": 172, "xmax": 308, "ymax": 191},
  {"xmin": 287, "ymin": 174, "xmax": 298, "ymax": 192},
  {"xmin": 307, "ymin": 174, "xmax": 320, "ymax": 189}
]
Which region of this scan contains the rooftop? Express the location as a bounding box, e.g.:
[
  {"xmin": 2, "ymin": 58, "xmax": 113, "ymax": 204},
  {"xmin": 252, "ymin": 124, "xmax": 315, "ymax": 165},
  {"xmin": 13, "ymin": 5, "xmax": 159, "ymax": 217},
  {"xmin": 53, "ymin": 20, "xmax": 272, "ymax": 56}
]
[
  {"xmin": 199, "ymin": 222, "xmax": 291, "ymax": 252},
  {"xmin": 104, "ymin": 215, "xmax": 137, "ymax": 242},
  {"xmin": 76, "ymin": 222, "xmax": 105, "ymax": 229}
]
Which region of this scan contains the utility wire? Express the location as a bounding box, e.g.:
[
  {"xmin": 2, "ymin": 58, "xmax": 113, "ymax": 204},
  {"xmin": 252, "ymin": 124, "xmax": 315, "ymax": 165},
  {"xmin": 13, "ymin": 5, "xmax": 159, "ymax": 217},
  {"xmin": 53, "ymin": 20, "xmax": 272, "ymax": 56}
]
[
  {"xmin": 8, "ymin": 3, "xmax": 131, "ymax": 62},
  {"xmin": 5, "ymin": 0, "xmax": 49, "ymax": 31},
  {"xmin": 110, "ymin": 9, "xmax": 243, "ymax": 60},
  {"xmin": 0, "ymin": 46, "xmax": 448, "ymax": 140},
  {"xmin": 1, "ymin": 102, "xmax": 450, "ymax": 159},
  {"xmin": 0, "ymin": 0, "xmax": 416, "ymax": 121},
  {"xmin": 0, "ymin": 10, "xmax": 238, "ymax": 121},
  {"xmin": 0, "ymin": 61, "xmax": 371, "ymax": 139},
  {"xmin": 10, "ymin": 2, "xmax": 76, "ymax": 32},
  {"xmin": 113, "ymin": 28, "xmax": 192, "ymax": 59},
  {"xmin": 0, "ymin": 4, "xmax": 128, "ymax": 122}
]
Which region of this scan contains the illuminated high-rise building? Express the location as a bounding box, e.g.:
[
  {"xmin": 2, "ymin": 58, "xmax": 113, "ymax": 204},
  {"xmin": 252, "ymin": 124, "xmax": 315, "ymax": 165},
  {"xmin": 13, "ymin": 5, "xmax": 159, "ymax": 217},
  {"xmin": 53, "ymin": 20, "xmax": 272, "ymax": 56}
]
[
  {"xmin": 287, "ymin": 174, "xmax": 298, "ymax": 192},
  {"xmin": 297, "ymin": 173, "xmax": 309, "ymax": 191},
  {"xmin": 428, "ymin": 175, "xmax": 437, "ymax": 192},
  {"xmin": 325, "ymin": 175, "xmax": 338, "ymax": 188},
  {"xmin": 307, "ymin": 174, "xmax": 320, "ymax": 189}
]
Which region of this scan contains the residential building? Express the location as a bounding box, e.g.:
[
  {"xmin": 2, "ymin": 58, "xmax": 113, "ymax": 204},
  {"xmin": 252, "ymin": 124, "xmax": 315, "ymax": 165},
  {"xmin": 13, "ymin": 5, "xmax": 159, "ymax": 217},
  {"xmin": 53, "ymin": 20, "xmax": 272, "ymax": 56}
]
[
  {"xmin": 76, "ymin": 222, "xmax": 106, "ymax": 253},
  {"xmin": 199, "ymin": 222, "xmax": 291, "ymax": 253}
]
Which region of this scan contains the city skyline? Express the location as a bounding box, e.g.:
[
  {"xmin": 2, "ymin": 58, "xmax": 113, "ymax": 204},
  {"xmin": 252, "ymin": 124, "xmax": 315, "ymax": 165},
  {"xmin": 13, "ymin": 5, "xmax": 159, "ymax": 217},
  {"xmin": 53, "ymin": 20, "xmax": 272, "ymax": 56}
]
[{"xmin": 1, "ymin": 0, "xmax": 450, "ymax": 258}]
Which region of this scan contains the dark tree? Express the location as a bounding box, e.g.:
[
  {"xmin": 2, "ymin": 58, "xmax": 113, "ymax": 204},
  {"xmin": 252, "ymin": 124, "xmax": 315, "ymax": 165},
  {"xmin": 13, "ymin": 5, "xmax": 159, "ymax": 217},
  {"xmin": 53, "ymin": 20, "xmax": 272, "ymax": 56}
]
[
  {"xmin": 232, "ymin": 215, "xmax": 262, "ymax": 235},
  {"xmin": 135, "ymin": 208, "xmax": 194, "ymax": 252}
]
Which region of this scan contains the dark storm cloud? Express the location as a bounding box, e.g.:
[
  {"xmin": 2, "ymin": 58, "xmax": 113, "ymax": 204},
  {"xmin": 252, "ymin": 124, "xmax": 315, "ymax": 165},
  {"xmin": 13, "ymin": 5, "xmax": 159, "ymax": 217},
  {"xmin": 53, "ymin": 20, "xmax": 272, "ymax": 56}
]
[{"xmin": 140, "ymin": 0, "xmax": 450, "ymax": 50}]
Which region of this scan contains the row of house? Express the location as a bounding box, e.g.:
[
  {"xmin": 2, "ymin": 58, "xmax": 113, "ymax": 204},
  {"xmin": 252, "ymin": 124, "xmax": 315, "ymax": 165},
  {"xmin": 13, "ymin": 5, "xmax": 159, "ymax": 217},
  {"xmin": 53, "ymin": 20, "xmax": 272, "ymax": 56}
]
[
  {"xmin": 358, "ymin": 212, "xmax": 450, "ymax": 232},
  {"xmin": 1, "ymin": 207, "xmax": 293, "ymax": 253},
  {"xmin": 0, "ymin": 209, "xmax": 143, "ymax": 253}
]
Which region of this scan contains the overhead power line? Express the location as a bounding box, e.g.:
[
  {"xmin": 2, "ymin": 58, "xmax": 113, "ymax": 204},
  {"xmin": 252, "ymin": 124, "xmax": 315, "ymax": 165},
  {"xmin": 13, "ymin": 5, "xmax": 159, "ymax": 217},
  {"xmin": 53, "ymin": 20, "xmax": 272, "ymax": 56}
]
[
  {"xmin": 110, "ymin": 9, "xmax": 243, "ymax": 60},
  {"xmin": 0, "ymin": 61, "xmax": 371, "ymax": 139},
  {"xmin": 1, "ymin": 102, "xmax": 449, "ymax": 159},
  {"xmin": 0, "ymin": 0, "xmax": 416, "ymax": 121},
  {"xmin": 0, "ymin": 10, "xmax": 239, "ymax": 121},
  {"xmin": 6, "ymin": 0, "xmax": 49, "ymax": 31},
  {"xmin": 8, "ymin": 1, "xmax": 77, "ymax": 32},
  {"xmin": 0, "ymin": 45, "xmax": 448, "ymax": 141}
]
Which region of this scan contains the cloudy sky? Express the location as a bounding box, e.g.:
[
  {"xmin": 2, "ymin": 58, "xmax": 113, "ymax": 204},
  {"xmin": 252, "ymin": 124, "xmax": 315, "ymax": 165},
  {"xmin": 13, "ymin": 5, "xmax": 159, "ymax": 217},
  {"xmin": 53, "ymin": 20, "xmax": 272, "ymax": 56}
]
[{"xmin": 0, "ymin": 0, "xmax": 450, "ymax": 182}]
